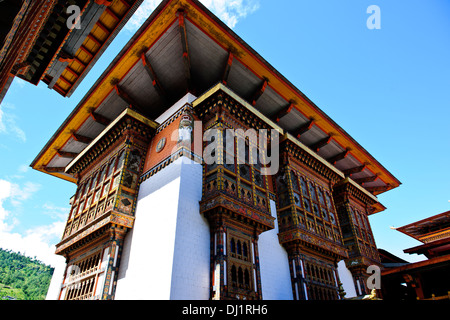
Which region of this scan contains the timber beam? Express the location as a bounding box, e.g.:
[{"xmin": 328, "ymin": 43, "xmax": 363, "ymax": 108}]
[
  {"xmin": 365, "ymin": 184, "xmax": 390, "ymax": 193},
  {"xmin": 271, "ymin": 101, "xmax": 295, "ymax": 123},
  {"xmin": 327, "ymin": 149, "xmax": 350, "ymax": 165},
  {"xmin": 44, "ymin": 167, "xmax": 66, "ymax": 173},
  {"xmin": 292, "ymin": 118, "xmax": 314, "ymax": 139},
  {"xmin": 90, "ymin": 111, "xmax": 111, "ymax": 126},
  {"xmin": 354, "ymin": 175, "xmax": 379, "ymax": 185},
  {"xmin": 178, "ymin": 10, "xmax": 192, "ymax": 92},
  {"xmin": 114, "ymin": 85, "xmax": 146, "ymax": 115},
  {"xmin": 251, "ymin": 78, "xmax": 268, "ymax": 106},
  {"xmin": 72, "ymin": 133, "xmax": 93, "ymax": 144},
  {"xmin": 222, "ymin": 51, "xmax": 233, "ymax": 85},
  {"xmin": 310, "ymin": 135, "xmax": 332, "ymax": 152},
  {"xmin": 141, "ymin": 53, "xmax": 167, "ymax": 100},
  {"xmin": 343, "ymin": 164, "xmax": 367, "ymax": 176},
  {"xmin": 56, "ymin": 150, "xmax": 79, "ymax": 158}
]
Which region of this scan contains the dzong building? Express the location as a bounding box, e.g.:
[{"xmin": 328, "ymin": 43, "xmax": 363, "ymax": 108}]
[{"xmin": 31, "ymin": 0, "xmax": 401, "ymax": 300}]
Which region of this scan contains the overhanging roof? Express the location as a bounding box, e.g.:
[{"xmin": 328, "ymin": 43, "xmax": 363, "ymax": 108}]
[
  {"xmin": 0, "ymin": 0, "xmax": 143, "ymax": 104},
  {"xmin": 31, "ymin": 0, "xmax": 401, "ymax": 198},
  {"xmin": 396, "ymin": 210, "xmax": 450, "ymax": 243}
]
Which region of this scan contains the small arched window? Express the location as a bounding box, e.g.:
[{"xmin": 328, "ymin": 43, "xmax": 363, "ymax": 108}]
[
  {"xmin": 243, "ymin": 242, "xmax": 248, "ymax": 258},
  {"xmin": 238, "ymin": 267, "xmax": 243, "ymax": 285},
  {"xmin": 231, "ymin": 265, "xmax": 237, "ymax": 283},
  {"xmin": 230, "ymin": 238, "xmax": 236, "ymax": 254},
  {"xmin": 244, "ymin": 269, "xmax": 250, "ymax": 287},
  {"xmin": 237, "ymin": 240, "xmax": 242, "ymax": 255}
]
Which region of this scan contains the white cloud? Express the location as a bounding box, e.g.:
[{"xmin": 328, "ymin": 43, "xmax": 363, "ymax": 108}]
[
  {"xmin": 9, "ymin": 181, "xmax": 41, "ymax": 207},
  {"xmin": 18, "ymin": 164, "xmax": 29, "ymax": 173},
  {"xmin": 0, "ymin": 103, "xmax": 26, "ymax": 142},
  {"xmin": 42, "ymin": 202, "xmax": 70, "ymax": 220},
  {"xmin": 0, "ymin": 179, "xmax": 64, "ymax": 267},
  {"xmin": 125, "ymin": 0, "xmax": 260, "ymax": 31},
  {"xmin": 0, "ymin": 179, "xmax": 12, "ymax": 233}
]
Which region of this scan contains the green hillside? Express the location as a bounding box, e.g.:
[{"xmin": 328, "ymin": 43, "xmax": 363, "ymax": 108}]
[{"xmin": 0, "ymin": 248, "xmax": 54, "ymax": 300}]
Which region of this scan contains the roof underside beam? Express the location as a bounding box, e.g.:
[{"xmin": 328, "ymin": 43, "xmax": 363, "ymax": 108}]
[
  {"xmin": 292, "ymin": 118, "xmax": 314, "ymax": 139},
  {"xmin": 114, "ymin": 85, "xmax": 146, "ymax": 115},
  {"xmin": 222, "ymin": 51, "xmax": 233, "ymax": 85},
  {"xmin": 178, "ymin": 10, "xmax": 192, "ymax": 92},
  {"xmin": 365, "ymin": 184, "xmax": 390, "ymax": 193},
  {"xmin": 56, "ymin": 150, "xmax": 79, "ymax": 158},
  {"xmin": 251, "ymin": 78, "xmax": 268, "ymax": 106},
  {"xmin": 343, "ymin": 164, "xmax": 367, "ymax": 176},
  {"xmin": 44, "ymin": 167, "xmax": 66, "ymax": 173},
  {"xmin": 310, "ymin": 136, "xmax": 332, "ymax": 152},
  {"xmin": 354, "ymin": 175, "xmax": 379, "ymax": 185},
  {"xmin": 327, "ymin": 149, "xmax": 350, "ymax": 165},
  {"xmin": 141, "ymin": 53, "xmax": 168, "ymax": 102},
  {"xmin": 90, "ymin": 111, "xmax": 111, "ymax": 126},
  {"xmin": 271, "ymin": 101, "xmax": 295, "ymax": 123},
  {"xmin": 72, "ymin": 133, "xmax": 93, "ymax": 144}
]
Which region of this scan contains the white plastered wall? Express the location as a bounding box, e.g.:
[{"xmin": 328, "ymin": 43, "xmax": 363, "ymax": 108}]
[
  {"xmin": 45, "ymin": 256, "xmax": 67, "ymax": 300},
  {"xmin": 115, "ymin": 157, "xmax": 209, "ymax": 300},
  {"xmin": 337, "ymin": 260, "xmax": 357, "ymax": 298},
  {"xmin": 258, "ymin": 199, "xmax": 294, "ymax": 300}
]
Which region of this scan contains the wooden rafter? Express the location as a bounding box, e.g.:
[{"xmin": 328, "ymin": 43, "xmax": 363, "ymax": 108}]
[
  {"xmin": 222, "ymin": 51, "xmax": 233, "ymax": 85},
  {"xmin": 292, "ymin": 118, "xmax": 314, "ymax": 139},
  {"xmin": 178, "ymin": 10, "xmax": 192, "ymax": 92},
  {"xmin": 141, "ymin": 53, "xmax": 167, "ymax": 100},
  {"xmin": 251, "ymin": 78, "xmax": 268, "ymax": 106},
  {"xmin": 327, "ymin": 149, "xmax": 350, "ymax": 165},
  {"xmin": 271, "ymin": 101, "xmax": 295, "ymax": 123},
  {"xmin": 354, "ymin": 175, "xmax": 379, "ymax": 185},
  {"xmin": 365, "ymin": 184, "xmax": 390, "ymax": 193},
  {"xmin": 56, "ymin": 151, "xmax": 79, "ymax": 158},
  {"xmin": 44, "ymin": 167, "xmax": 66, "ymax": 173},
  {"xmin": 114, "ymin": 85, "xmax": 146, "ymax": 114},
  {"xmin": 310, "ymin": 136, "xmax": 332, "ymax": 152},
  {"xmin": 90, "ymin": 111, "xmax": 111, "ymax": 126},
  {"xmin": 343, "ymin": 164, "xmax": 367, "ymax": 176},
  {"xmin": 72, "ymin": 133, "xmax": 93, "ymax": 144}
]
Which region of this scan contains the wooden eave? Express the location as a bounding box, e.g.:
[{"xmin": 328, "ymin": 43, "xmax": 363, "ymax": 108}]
[
  {"xmin": 396, "ymin": 210, "xmax": 450, "ymax": 242},
  {"xmin": 31, "ymin": 0, "xmax": 401, "ymax": 199},
  {"xmin": 65, "ymin": 107, "xmax": 158, "ymax": 174},
  {"xmin": 192, "ymin": 83, "xmax": 284, "ymax": 134}
]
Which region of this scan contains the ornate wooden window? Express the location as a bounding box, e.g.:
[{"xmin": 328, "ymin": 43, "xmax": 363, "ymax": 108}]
[
  {"xmin": 227, "ymin": 232, "xmax": 255, "ymax": 294},
  {"xmin": 299, "ymin": 177, "xmax": 312, "ymax": 213},
  {"xmin": 303, "ymin": 259, "xmax": 338, "ymax": 300},
  {"xmin": 64, "ymin": 251, "xmax": 103, "ymax": 300},
  {"xmin": 349, "ymin": 205, "xmax": 379, "ymax": 261}
]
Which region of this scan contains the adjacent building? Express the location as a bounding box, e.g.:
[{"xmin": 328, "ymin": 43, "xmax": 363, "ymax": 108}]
[
  {"xmin": 0, "ymin": 0, "xmax": 143, "ymax": 103},
  {"xmin": 381, "ymin": 211, "xmax": 450, "ymax": 300}
]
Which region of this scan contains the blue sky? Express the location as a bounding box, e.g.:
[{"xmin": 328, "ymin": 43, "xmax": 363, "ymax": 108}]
[{"xmin": 0, "ymin": 0, "xmax": 449, "ymax": 266}]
